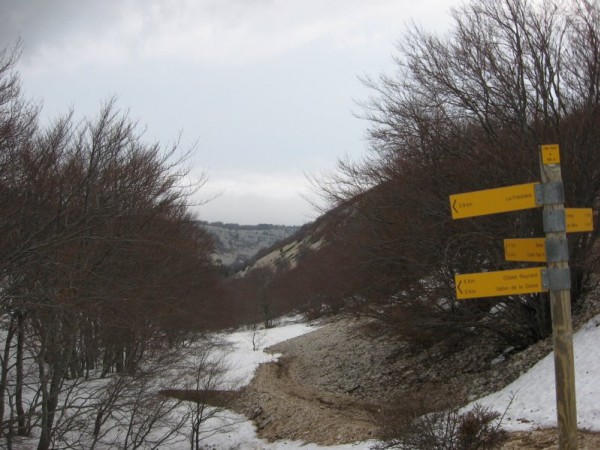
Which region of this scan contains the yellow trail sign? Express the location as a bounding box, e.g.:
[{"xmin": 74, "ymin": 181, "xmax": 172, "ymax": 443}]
[
  {"xmin": 541, "ymin": 144, "xmax": 560, "ymax": 165},
  {"xmin": 504, "ymin": 238, "xmax": 546, "ymax": 262},
  {"xmin": 450, "ymin": 182, "xmax": 540, "ymax": 219},
  {"xmin": 455, "ymin": 267, "xmax": 546, "ymax": 300},
  {"xmin": 566, "ymin": 208, "xmax": 594, "ymax": 233},
  {"xmin": 503, "ymin": 209, "xmax": 592, "ymax": 262}
]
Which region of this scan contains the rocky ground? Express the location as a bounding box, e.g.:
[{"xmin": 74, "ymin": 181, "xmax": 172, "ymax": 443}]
[{"xmin": 234, "ymin": 287, "xmax": 600, "ymax": 448}]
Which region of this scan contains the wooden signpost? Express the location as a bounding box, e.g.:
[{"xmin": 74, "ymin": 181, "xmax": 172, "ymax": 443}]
[
  {"xmin": 540, "ymin": 146, "xmax": 578, "ymax": 450},
  {"xmin": 449, "ymin": 144, "xmax": 595, "ymax": 450}
]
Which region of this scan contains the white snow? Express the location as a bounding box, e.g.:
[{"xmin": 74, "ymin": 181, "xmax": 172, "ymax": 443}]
[
  {"xmin": 218, "ymin": 321, "xmax": 319, "ymax": 388},
  {"xmin": 171, "ymin": 318, "xmax": 378, "ymax": 449},
  {"xmin": 201, "ymin": 313, "xmax": 600, "ymax": 448},
  {"xmin": 471, "ymin": 314, "xmax": 600, "ymax": 432},
  {"xmin": 13, "ymin": 312, "xmax": 600, "ymax": 449}
]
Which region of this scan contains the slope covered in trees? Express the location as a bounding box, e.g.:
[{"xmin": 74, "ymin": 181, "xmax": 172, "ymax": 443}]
[
  {"xmin": 2, "ymin": 0, "xmax": 600, "ymax": 447},
  {"xmin": 239, "ymin": 0, "xmax": 600, "ymax": 352},
  {"xmin": 0, "ymin": 45, "xmax": 223, "ymax": 449},
  {"xmin": 330, "ymin": 0, "xmax": 600, "ymax": 349}
]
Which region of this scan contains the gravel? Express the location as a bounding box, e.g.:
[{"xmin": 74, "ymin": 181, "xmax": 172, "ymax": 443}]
[{"xmin": 234, "ymin": 286, "xmax": 600, "ymax": 446}]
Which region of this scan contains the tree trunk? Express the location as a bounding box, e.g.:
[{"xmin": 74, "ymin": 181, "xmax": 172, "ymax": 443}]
[
  {"xmin": 0, "ymin": 316, "xmax": 16, "ymax": 433},
  {"xmin": 37, "ymin": 355, "xmax": 64, "ymax": 450},
  {"xmin": 16, "ymin": 312, "xmax": 26, "ymax": 436}
]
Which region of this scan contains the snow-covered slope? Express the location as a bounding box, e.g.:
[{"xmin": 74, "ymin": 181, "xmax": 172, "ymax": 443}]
[
  {"xmin": 179, "ymin": 317, "xmax": 379, "ymax": 449},
  {"xmin": 471, "ymin": 314, "xmax": 600, "ymax": 432},
  {"xmin": 15, "ymin": 313, "xmax": 599, "ymax": 449},
  {"xmin": 197, "ymin": 313, "xmax": 600, "ymax": 448}
]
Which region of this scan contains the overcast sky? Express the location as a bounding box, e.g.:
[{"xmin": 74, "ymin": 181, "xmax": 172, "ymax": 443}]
[{"xmin": 2, "ymin": 0, "xmax": 459, "ymax": 225}]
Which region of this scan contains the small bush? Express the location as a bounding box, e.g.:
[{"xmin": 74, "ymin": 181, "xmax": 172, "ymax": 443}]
[{"xmin": 374, "ymin": 401, "xmax": 507, "ymax": 450}]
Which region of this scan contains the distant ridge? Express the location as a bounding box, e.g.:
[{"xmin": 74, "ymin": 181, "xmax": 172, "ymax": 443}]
[
  {"xmin": 199, "ymin": 221, "xmax": 300, "ymax": 231},
  {"xmin": 198, "ymin": 221, "xmax": 300, "ymax": 269}
]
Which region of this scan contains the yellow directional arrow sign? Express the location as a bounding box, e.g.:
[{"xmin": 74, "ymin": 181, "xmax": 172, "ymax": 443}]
[
  {"xmin": 504, "ymin": 238, "xmax": 546, "ymax": 262},
  {"xmin": 450, "ymin": 182, "xmax": 540, "ymax": 219},
  {"xmin": 455, "ymin": 267, "xmax": 546, "ymax": 300},
  {"xmin": 566, "ymin": 208, "xmax": 594, "ymax": 233}
]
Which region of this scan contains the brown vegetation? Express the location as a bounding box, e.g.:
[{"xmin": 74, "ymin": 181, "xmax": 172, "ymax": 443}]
[
  {"xmin": 228, "ymin": 3, "xmax": 600, "ymax": 445},
  {"xmin": 265, "ymin": 0, "xmax": 600, "ymax": 353},
  {"xmin": 0, "ymin": 43, "xmax": 224, "ymax": 449}
]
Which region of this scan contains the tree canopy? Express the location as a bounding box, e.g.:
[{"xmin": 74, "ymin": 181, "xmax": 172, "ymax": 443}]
[{"xmin": 309, "ymin": 0, "xmax": 600, "ymax": 348}]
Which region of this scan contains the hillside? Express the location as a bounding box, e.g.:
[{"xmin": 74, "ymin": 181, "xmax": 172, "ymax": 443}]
[
  {"xmin": 232, "ymin": 296, "xmax": 600, "ymax": 448},
  {"xmin": 199, "ymin": 222, "xmax": 300, "ymax": 268},
  {"xmin": 236, "ymin": 204, "xmax": 345, "ymax": 275}
]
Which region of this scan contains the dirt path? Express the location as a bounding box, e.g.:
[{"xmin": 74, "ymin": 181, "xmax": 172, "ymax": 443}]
[
  {"xmin": 237, "ymin": 357, "xmax": 600, "ymax": 448},
  {"xmin": 236, "ymin": 356, "xmax": 380, "ymax": 445},
  {"xmin": 234, "ymin": 317, "xmax": 600, "ymax": 448}
]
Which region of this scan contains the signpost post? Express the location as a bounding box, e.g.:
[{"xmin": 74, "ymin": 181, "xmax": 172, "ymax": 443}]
[
  {"xmin": 448, "ymin": 144, "xmax": 590, "ymax": 450},
  {"xmin": 539, "ymin": 145, "xmax": 578, "ymax": 450}
]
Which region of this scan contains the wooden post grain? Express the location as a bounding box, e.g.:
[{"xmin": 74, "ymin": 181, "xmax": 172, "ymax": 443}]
[{"xmin": 539, "ymin": 144, "xmax": 578, "ymax": 450}]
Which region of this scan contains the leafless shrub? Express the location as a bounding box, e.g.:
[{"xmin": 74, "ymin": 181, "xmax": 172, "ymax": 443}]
[
  {"xmin": 374, "ymin": 394, "xmax": 508, "ymax": 450},
  {"xmin": 249, "ymin": 324, "xmax": 267, "ymax": 351}
]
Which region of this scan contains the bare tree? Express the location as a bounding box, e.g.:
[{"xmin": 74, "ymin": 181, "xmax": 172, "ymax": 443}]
[
  {"xmin": 314, "ymin": 0, "xmax": 600, "ymax": 349},
  {"xmin": 0, "ymin": 44, "xmax": 224, "ymax": 448}
]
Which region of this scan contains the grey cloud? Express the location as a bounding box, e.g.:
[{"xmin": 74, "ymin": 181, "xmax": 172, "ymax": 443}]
[{"xmin": 0, "ymin": 0, "xmax": 121, "ymax": 54}]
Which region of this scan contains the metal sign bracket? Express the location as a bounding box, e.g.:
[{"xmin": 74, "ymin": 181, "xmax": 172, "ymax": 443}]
[
  {"xmin": 545, "ymin": 238, "xmax": 570, "ymax": 263},
  {"xmin": 542, "ymin": 268, "xmax": 571, "ymax": 291},
  {"xmin": 535, "ymin": 181, "xmax": 565, "ymax": 205}
]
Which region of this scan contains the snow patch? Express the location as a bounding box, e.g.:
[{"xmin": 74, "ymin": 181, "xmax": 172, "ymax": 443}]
[{"xmin": 470, "ymin": 313, "xmax": 600, "ymax": 432}]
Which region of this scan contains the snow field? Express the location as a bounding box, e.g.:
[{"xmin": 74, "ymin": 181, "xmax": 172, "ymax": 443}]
[
  {"xmin": 177, "ymin": 318, "xmax": 378, "ymax": 449},
  {"xmin": 471, "ymin": 314, "xmax": 600, "ymax": 432},
  {"xmin": 201, "ymin": 313, "xmax": 600, "ymax": 448},
  {"xmin": 11, "ymin": 312, "xmax": 600, "ymax": 448}
]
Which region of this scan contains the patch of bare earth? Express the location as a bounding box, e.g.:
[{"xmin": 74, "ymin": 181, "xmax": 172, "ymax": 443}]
[
  {"xmin": 235, "ymin": 356, "xmax": 379, "ymax": 445},
  {"xmin": 501, "ymin": 429, "xmax": 600, "ymax": 449},
  {"xmin": 234, "ymin": 287, "xmax": 600, "ymax": 448}
]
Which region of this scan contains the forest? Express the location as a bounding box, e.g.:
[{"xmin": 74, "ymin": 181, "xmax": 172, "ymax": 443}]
[
  {"xmin": 0, "ymin": 0, "xmax": 600, "ymax": 448},
  {"xmin": 248, "ymin": 0, "xmax": 600, "ymax": 350}
]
